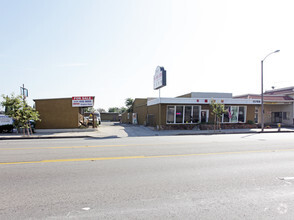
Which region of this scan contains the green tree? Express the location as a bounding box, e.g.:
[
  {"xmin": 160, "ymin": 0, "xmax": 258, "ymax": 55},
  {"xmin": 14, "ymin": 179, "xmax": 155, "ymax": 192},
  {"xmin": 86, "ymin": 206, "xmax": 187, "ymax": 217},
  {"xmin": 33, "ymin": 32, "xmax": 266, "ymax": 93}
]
[
  {"xmin": 119, "ymin": 106, "xmax": 127, "ymax": 113},
  {"xmin": 1, "ymin": 94, "xmax": 40, "ymax": 135},
  {"xmin": 108, "ymin": 107, "xmax": 120, "ymax": 113},
  {"xmin": 210, "ymin": 99, "xmax": 226, "ymax": 131},
  {"xmin": 108, "ymin": 107, "xmax": 127, "ymax": 114},
  {"xmin": 125, "ymin": 98, "xmax": 134, "ymax": 112}
]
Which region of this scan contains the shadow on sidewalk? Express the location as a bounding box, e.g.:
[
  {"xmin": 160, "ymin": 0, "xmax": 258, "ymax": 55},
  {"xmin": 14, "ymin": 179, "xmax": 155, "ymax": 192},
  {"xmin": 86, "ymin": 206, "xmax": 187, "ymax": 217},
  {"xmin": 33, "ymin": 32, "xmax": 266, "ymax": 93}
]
[{"xmin": 111, "ymin": 122, "xmax": 157, "ymax": 137}]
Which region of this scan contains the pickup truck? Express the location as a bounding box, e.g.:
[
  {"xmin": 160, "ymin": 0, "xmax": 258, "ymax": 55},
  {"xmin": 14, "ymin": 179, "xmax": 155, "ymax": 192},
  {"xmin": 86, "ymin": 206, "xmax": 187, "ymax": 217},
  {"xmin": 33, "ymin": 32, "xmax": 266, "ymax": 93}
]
[{"xmin": 0, "ymin": 115, "xmax": 14, "ymax": 133}]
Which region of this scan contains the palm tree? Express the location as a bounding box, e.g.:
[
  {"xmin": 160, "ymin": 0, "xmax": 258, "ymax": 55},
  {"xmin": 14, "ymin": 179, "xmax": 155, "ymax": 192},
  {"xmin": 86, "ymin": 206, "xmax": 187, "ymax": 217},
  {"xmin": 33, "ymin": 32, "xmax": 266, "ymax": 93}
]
[{"xmin": 125, "ymin": 98, "xmax": 134, "ymax": 112}]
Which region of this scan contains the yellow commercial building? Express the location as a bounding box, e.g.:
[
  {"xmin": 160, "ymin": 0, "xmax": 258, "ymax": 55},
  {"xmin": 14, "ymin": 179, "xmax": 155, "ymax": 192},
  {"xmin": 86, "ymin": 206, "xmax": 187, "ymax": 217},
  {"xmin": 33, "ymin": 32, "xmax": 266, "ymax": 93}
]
[{"xmin": 34, "ymin": 96, "xmax": 94, "ymax": 129}]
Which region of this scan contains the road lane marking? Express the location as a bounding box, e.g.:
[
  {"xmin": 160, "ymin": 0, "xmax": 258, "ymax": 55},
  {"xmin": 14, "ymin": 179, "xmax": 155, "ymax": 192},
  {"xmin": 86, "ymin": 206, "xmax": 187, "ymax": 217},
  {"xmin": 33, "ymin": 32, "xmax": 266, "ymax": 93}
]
[
  {"xmin": 0, "ymin": 156, "xmax": 145, "ymax": 165},
  {"xmin": 278, "ymin": 177, "xmax": 294, "ymax": 180},
  {"xmin": 1, "ymin": 148, "xmax": 294, "ymax": 165}
]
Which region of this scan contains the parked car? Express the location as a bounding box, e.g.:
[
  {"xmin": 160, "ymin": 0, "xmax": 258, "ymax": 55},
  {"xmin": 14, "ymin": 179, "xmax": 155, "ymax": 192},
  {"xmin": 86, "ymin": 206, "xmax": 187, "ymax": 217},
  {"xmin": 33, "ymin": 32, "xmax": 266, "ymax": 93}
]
[
  {"xmin": 0, "ymin": 115, "xmax": 13, "ymax": 133},
  {"xmin": 96, "ymin": 112, "xmax": 101, "ymax": 125},
  {"xmin": 30, "ymin": 120, "xmax": 36, "ymax": 133},
  {"xmin": 84, "ymin": 112, "xmax": 101, "ymax": 126}
]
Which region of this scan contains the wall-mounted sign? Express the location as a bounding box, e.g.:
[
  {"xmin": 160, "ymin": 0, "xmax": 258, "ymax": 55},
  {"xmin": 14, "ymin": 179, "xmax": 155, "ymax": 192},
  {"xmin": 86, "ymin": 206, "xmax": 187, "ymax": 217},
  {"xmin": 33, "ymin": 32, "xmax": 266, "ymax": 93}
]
[
  {"xmin": 132, "ymin": 113, "xmax": 138, "ymax": 124},
  {"xmin": 153, "ymin": 66, "xmax": 166, "ymax": 90},
  {"xmin": 72, "ymin": 96, "xmax": 94, "ymax": 107}
]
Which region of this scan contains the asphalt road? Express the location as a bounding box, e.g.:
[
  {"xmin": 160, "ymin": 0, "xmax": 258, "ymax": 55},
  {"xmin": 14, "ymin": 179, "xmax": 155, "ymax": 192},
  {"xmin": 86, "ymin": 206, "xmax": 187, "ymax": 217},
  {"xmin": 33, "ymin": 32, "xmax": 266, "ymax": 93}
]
[{"xmin": 1, "ymin": 133, "xmax": 294, "ymax": 219}]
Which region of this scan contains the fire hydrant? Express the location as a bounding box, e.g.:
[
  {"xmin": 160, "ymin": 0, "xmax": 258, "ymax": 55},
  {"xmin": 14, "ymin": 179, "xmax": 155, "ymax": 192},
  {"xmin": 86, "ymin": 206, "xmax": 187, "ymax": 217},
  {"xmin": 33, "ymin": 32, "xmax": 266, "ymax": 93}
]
[{"xmin": 278, "ymin": 123, "xmax": 281, "ymax": 132}]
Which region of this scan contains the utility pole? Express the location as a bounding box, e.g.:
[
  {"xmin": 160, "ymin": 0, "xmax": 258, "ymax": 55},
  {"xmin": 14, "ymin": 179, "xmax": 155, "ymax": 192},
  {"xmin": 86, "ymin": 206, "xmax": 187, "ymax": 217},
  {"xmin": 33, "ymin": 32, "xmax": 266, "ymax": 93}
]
[{"xmin": 261, "ymin": 50, "xmax": 280, "ymax": 132}]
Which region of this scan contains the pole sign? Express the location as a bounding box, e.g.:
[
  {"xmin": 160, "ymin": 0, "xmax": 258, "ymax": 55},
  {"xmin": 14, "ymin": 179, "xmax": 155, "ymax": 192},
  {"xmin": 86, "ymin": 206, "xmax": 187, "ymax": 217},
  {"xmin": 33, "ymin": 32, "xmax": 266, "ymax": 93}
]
[
  {"xmin": 20, "ymin": 84, "xmax": 28, "ymax": 99},
  {"xmin": 153, "ymin": 66, "xmax": 166, "ymax": 90},
  {"xmin": 72, "ymin": 96, "xmax": 94, "ymax": 107}
]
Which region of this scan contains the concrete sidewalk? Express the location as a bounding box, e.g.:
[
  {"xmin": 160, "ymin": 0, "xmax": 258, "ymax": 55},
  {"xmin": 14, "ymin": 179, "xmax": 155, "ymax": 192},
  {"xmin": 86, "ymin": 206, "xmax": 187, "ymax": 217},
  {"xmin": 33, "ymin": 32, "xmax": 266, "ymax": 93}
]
[{"xmin": 1, "ymin": 122, "xmax": 294, "ymax": 140}]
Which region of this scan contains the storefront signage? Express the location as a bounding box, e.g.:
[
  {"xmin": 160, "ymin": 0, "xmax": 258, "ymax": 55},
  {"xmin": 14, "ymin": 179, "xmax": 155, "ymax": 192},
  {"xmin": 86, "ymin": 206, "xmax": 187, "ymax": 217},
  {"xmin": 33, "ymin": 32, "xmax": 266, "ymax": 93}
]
[
  {"xmin": 72, "ymin": 96, "xmax": 94, "ymax": 107},
  {"xmin": 153, "ymin": 66, "xmax": 166, "ymax": 90}
]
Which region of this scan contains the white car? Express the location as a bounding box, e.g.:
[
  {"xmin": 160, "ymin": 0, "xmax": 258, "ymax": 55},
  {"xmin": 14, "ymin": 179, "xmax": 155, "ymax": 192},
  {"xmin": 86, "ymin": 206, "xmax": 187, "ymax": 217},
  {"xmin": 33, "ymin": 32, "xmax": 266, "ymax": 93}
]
[
  {"xmin": 84, "ymin": 112, "xmax": 101, "ymax": 125},
  {"xmin": 96, "ymin": 112, "xmax": 101, "ymax": 125}
]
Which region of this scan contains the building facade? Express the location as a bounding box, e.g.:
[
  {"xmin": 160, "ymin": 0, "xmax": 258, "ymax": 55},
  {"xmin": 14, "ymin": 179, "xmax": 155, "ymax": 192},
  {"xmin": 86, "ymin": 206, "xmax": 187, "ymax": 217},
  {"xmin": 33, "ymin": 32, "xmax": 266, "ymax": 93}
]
[
  {"xmin": 122, "ymin": 92, "xmax": 259, "ymax": 129},
  {"xmin": 34, "ymin": 97, "xmax": 94, "ymax": 129},
  {"xmin": 235, "ymin": 86, "xmax": 294, "ymax": 126}
]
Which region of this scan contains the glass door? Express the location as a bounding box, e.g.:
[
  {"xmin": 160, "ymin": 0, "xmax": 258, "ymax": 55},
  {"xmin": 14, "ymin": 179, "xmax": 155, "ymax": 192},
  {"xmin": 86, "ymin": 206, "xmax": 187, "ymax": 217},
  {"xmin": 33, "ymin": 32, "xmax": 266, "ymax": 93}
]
[{"xmin": 201, "ymin": 110, "xmax": 209, "ymax": 123}]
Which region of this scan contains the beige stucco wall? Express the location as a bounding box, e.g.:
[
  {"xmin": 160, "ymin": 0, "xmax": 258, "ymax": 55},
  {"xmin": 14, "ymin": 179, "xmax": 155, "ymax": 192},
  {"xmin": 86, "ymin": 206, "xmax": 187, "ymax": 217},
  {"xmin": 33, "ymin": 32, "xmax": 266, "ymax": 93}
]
[
  {"xmin": 35, "ymin": 98, "xmax": 80, "ymax": 129},
  {"xmin": 101, "ymin": 113, "xmax": 120, "ymax": 121},
  {"xmin": 261, "ymin": 104, "xmax": 293, "ymax": 125}
]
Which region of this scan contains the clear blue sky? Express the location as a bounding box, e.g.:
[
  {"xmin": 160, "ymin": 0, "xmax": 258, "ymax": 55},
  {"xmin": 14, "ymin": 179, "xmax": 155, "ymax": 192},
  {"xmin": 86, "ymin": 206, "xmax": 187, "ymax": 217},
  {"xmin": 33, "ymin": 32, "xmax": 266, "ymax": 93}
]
[{"xmin": 1, "ymin": 0, "xmax": 293, "ymax": 111}]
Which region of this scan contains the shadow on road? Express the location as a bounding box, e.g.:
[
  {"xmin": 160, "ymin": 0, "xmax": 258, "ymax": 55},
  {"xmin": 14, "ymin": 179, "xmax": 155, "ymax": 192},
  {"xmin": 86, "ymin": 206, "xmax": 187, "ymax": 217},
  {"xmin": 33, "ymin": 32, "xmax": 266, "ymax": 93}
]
[{"xmin": 86, "ymin": 135, "xmax": 120, "ymax": 140}]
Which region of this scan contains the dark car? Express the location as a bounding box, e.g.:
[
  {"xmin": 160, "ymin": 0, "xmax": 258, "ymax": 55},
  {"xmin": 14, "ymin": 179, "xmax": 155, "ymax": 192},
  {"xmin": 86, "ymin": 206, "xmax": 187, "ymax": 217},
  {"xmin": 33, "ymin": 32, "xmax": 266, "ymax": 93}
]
[{"xmin": 0, "ymin": 115, "xmax": 14, "ymax": 133}]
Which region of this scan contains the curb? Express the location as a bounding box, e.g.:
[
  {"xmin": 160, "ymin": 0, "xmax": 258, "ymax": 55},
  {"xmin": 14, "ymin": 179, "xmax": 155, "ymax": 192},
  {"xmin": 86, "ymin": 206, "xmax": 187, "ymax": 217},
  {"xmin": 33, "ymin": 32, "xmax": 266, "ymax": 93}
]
[
  {"xmin": 0, "ymin": 135, "xmax": 91, "ymax": 140},
  {"xmin": 175, "ymin": 130, "xmax": 294, "ymax": 136},
  {"xmin": 1, "ymin": 130, "xmax": 294, "ymax": 140}
]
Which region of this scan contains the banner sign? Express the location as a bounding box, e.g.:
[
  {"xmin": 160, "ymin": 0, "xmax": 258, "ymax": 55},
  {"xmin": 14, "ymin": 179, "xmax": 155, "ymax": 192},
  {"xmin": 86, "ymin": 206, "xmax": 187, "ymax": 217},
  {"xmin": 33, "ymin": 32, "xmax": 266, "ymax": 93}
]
[
  {"xmin": 153, "ymin": 66, "xmax": 166, "ymax": 90},
  {"xmin": 72, "ymin": 96, "xmax": 94, "ymax": 107}
]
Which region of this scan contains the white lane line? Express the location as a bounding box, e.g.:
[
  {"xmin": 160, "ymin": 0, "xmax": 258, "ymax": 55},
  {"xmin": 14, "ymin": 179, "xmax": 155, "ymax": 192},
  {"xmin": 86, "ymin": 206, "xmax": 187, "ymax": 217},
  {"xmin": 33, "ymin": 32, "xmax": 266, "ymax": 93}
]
[{"xmin": 278, "ymin": 177, "xmax": 294, "ymax": 180}]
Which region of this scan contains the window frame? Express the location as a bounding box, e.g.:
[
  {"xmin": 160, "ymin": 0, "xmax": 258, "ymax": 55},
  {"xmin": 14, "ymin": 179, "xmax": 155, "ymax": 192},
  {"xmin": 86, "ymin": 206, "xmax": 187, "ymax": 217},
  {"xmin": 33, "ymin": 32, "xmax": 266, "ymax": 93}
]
[
  {"xmin": 221, "ymin": 106, "xmax": 247, "ymax": 123},
  {"xmin": 166, "ymin": 105, "xmax": 201, "ymax": 124}
]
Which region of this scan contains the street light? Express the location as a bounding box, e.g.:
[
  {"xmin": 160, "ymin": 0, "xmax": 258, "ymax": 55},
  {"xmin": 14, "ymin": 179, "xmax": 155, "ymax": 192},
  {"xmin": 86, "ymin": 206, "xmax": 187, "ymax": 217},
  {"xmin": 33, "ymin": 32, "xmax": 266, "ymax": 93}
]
[{"xmin": 261, "ymin": 50, "xmax": 280, "ymax": 132}]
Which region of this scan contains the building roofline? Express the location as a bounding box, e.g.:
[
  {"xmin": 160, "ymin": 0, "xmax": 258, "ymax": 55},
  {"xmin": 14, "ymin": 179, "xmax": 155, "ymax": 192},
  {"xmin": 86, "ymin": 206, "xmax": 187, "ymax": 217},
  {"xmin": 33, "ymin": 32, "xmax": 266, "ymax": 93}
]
[
  {"xmin": 147, "ymin": 97, "xmax": 261, "ymax": 106},
  {"xmin": 265, "ymin": 86, "xmax": 294, "ymax": 93},
  {"xmin": 34, "ymin": 97, "xmax": 72, "ymax": 101},
  {"xmin": 234, "ymin": 93, "xmax": 293, "ymax": 98}
]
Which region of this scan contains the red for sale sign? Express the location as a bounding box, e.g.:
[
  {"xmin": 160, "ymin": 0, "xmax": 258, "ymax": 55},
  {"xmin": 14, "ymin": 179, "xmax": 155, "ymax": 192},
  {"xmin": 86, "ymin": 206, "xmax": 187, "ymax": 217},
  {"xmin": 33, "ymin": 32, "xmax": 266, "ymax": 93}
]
[{"xmin": 72, "ymin": 96, "xmax": 94, "ymax": 107}]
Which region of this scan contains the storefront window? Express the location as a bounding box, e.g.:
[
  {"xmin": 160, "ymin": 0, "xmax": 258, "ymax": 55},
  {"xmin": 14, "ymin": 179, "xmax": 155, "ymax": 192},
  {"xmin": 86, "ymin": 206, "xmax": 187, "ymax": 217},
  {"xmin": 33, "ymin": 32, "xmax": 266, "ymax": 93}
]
[
  {"xmin": 192, "ymin": 106, "xmax": 200, "ymax": 123},
  {"xmin": 184, "ymin": 106, "xmax": 192, "ymax": 123},
  {"xmin": 238, "ymin": 107, "xmax": 245, "ymax": 123},
  {"xmin": 221, "ymin": 106, "xmax": 247, "ymax": 123},
  {"xmin": 166, "ymin": 105, "xmax": 201, "ymax": 124},
  {"xmin": 176, "ymin": 106, "xmax": 184, "ymax": 123},
  {"xmin": 272, "ymin": 112, "xmax": 282, "ymax": 123},
  {"xmin": 231, "ymin": 106, "xmax": 238, "ymax": 123},
  {"xmin": 223, "ymin": 107, "xmax": 230, "ymax": 123},
  {"xmin": 283, "ymin": 112, "xmax": 289, "ymax": 120},
  {"xmin": 167, "ymin": 106, "xmax": 175, "ymax": 123}
]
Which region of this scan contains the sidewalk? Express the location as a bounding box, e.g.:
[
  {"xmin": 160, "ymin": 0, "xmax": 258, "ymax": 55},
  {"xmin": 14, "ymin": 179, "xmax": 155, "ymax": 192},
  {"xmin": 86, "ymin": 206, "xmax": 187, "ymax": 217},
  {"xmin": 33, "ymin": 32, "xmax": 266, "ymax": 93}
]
[{"xmin": 1, "ymin": 122, "xmax": 294, "ymax": 140}]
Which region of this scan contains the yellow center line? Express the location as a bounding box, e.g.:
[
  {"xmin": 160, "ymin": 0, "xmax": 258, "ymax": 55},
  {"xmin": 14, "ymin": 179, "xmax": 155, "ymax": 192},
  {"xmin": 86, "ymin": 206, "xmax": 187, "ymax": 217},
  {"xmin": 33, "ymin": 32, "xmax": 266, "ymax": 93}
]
[{"xmin": 1, "ymin": 148, "xmax": 294, "ymax": 165}]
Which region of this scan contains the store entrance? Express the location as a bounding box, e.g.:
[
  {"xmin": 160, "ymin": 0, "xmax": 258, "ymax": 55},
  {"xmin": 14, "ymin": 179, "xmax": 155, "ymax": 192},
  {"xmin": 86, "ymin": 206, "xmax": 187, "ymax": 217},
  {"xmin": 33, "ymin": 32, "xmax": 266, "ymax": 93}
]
[{"xmin": 201, "ymin": 110, "xmax": 209, "ymax": 123}]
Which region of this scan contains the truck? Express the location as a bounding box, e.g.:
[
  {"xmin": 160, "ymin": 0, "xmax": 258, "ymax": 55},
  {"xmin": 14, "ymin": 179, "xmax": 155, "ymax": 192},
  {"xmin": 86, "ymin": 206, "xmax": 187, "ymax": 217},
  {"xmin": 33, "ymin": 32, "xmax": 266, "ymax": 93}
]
[{"xmin": 0, "ymin": 114, "xmax": 14, "ymax": 133}]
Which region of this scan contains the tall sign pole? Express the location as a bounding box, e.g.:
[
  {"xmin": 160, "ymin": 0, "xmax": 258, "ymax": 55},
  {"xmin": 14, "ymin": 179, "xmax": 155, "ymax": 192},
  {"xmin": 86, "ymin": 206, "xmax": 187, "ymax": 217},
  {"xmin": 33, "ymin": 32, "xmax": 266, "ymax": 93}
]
[
  {"xmin": 20, "ymin": 84, "xmax": 28, "ymax": 102},
  {"xmin": 153, "ymin": 66, "xmax": 167, "ymax": 130}
]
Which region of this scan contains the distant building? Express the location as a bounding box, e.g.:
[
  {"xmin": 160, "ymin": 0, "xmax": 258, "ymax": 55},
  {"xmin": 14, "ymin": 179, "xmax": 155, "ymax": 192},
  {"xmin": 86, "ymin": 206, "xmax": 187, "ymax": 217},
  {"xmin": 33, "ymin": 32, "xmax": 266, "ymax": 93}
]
[{"xmin": 100, "ymin": 112, "xmax": 120, "ymax": 122}]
